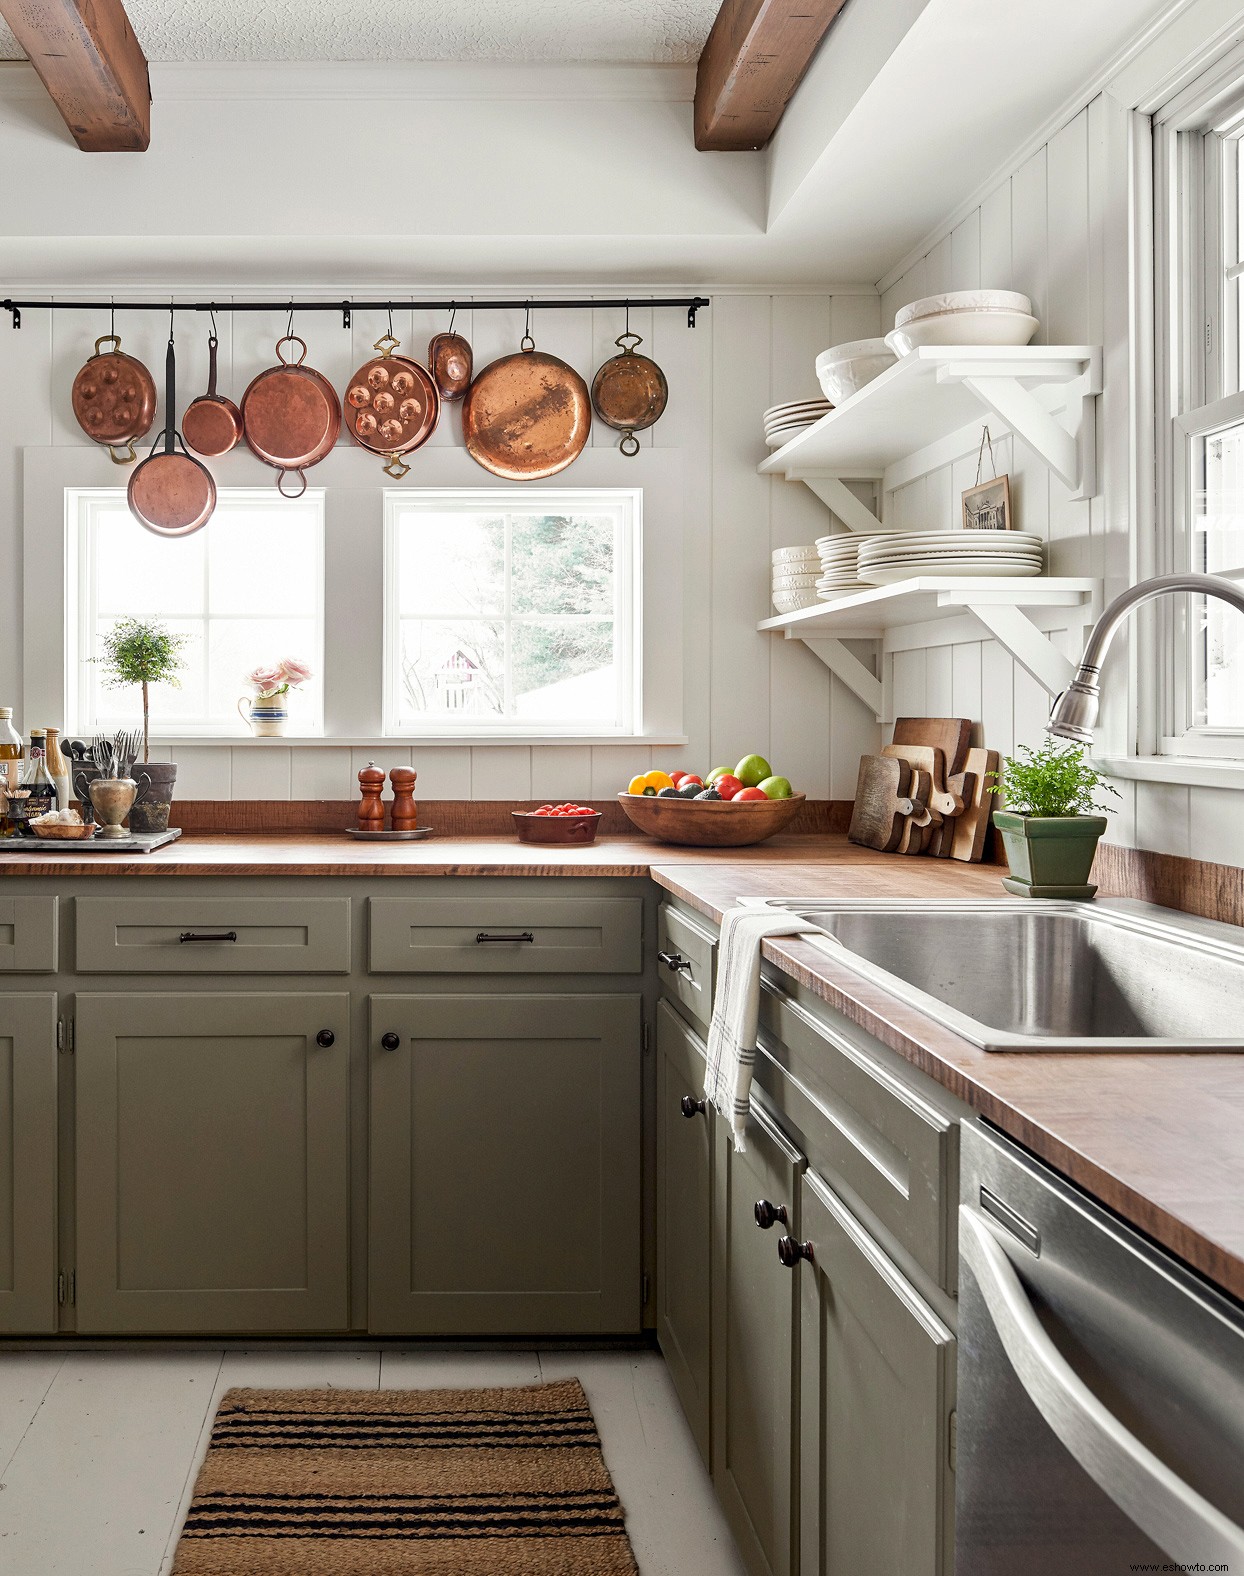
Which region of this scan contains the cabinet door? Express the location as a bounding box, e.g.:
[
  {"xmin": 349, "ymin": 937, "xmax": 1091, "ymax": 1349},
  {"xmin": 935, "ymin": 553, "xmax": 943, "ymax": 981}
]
[
  {"xmin": 369, "ymin": 993, "xmax": 641, "ymax": 1335},
  {"xmin": 798, "ymin": 1172, "xmax": 955, "ymax": 1576},
  {"xmin": 655, "ymin": 999, "xmax": 714, "ymax": 1466},
  {"xmin": 0, "ymin": 994, "xmax": 57, "ymax": 1333},
  {"xmin": 713, "ymin": 1102, "xmax": 805, "ymax": 1576},
  {"xmin": 75, "ymin": 993, "xmax": 350, "ymax": 1334}
]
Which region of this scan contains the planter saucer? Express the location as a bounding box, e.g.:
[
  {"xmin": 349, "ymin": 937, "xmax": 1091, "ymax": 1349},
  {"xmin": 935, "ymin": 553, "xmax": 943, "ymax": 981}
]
[{"xmin": 1001, "ymin": 877, "xmax": 1097, "ymax": 900}]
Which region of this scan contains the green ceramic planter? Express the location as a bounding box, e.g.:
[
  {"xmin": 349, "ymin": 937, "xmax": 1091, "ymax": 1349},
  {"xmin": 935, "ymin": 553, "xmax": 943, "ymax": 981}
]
[{"xmin": 992, "ymin": 810, "xmax": 1108, "ymax": 899}]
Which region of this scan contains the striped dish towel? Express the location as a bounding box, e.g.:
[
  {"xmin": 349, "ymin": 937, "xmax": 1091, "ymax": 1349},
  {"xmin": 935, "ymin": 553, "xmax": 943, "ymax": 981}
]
[{"xmin": 705, "ymin": 907, "xmax": 809, "ymax": 1152}]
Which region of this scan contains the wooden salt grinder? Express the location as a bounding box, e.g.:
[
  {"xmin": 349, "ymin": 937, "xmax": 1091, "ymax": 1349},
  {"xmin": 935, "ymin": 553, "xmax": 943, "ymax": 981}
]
[
  {"xmin": 357, "ymin": 761, "xmax": 386, "ymax": 831},
  {"xmin": 390, "ymin": 767, "xmax": 418, "ymax": 831}
]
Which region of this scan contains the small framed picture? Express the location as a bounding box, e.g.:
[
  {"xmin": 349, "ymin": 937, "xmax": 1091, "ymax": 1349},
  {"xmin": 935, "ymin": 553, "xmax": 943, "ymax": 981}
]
[{"xmin": 961, "ymin": 473, "xmax": 1013, "ymax": 531}]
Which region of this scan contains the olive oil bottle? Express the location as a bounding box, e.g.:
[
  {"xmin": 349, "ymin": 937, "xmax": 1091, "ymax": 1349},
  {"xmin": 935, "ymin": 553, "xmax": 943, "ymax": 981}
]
[{"xmin": 0, "ymin": 708, "xmax": 22, "ymax": 838}]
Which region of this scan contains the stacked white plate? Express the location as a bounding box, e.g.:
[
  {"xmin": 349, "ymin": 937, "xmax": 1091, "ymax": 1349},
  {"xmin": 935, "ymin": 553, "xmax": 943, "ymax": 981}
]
[
  {"xmin": 814, "ymin": 531, "xmax": 892, "ymax": 595},
  {"xmin": 857, "ymin": 531, "xmax": 1044, "ymax": 584},
  {"xmin": 764, "ymin": 398, "xmax": 831, "ymax": 449},
  {"xmin": 771, "ymin": 544, "xmax": 823, "ymax": 612}
]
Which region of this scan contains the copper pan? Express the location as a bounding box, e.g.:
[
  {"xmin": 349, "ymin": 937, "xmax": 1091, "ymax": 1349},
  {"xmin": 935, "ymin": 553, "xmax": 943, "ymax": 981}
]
[
  {"xmin": 591, "ymin": 332, "xmax": 668, "ymax": 456},
  {"xmin": 183, "ymin": 333, "xmax": 244, "ymax": 458},
  {"xmin": 428, "ymin": 329, "xmax": 473, "ymax": 401},
  {"xmin": 461, "ymin": 335, "xmax": 591, "ymax": 481},
  {"xmin": 241, "ymin": 335, "xmax": 341, "ymax": 498},
  {"xmin": 71, "ymin": 334, "xmax": 158, "ymax": 464},
  {"xmin": 127, "ymin": 338, "xmax": 217, "ymax": 538},
  {"xmin": 343, "ymin": 333, "xmax": 440, "ymax": 479}
]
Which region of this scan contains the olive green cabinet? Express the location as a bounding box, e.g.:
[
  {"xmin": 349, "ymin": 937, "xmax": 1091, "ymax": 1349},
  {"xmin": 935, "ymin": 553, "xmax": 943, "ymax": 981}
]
[
  {"xmin": 369, "ymin": 992, "xmax": 642, "ymax": 1336},
  {"xmin": 74, "ymin": 992, "xmax": 350, "ymax": 1334},
  {"xmin": 713, "ymin": 1101, "xmax": 805, "ymax": 1576},
  {"xmin": 0, "ymin": 994, "xmax": 58, "ymax": 1333},
  {"xmin": 797, "ymin": 1171, "xmax": 955, "ymax": 1576},
  {"xmin": 655, "ymin": 999, "xmax": 715, "ymax": 1466}
]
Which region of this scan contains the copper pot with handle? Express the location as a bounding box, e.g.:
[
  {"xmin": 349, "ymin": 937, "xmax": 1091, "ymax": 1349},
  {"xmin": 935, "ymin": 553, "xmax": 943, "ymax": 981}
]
[
  {"xmin": 241, "ymin": 335, "xmax": 341, "ymax": 498},
  {"xmin": 591, "ymin": 332, "xmax": 668, "ymax": 456},
  {"xmin": 428, "ymin": 329, "xmax": 473, "ymax": 401},
  {"xmin": 127, "ymin": 337, "xmax": 217, "ymax": 538},
  {"xmin": 343, "ymin": 332, "xmax": 440, "ymax": 479},
  {"xmin": 183, "ymin": 333, "xmax": 243, "ymax": 457},
  {"xmin": 71, "ymin": 333, "xmax": 158, "ymax": 464}
]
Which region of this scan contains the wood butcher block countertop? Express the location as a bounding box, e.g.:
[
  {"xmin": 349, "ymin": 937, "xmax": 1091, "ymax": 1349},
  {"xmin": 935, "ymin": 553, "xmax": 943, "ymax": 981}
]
[{"xmin": 5, "ymin": 829, "xmax": 1243, "ymax": 1303}]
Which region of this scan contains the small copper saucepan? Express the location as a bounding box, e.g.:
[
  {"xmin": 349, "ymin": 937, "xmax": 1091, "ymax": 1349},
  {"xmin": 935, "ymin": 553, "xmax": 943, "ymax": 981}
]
[
  {"xmin": 127, "ymin": 338, "xmax": 217, "ymax": 538},
  {"xmin": 183, "ymin": 333, "xmax": 244, "ymax": 457}
]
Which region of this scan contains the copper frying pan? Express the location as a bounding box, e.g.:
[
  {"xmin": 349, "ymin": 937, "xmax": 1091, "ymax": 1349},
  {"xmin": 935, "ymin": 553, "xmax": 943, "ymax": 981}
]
[
  {"xmin": 591, "ymin": 332, "xmax": 668, "ymax": 456},
  {"xmin": 462, "ymin": 334, "xmax": 591, "ymax": 480},
  {"xmin": 127, "ymin": 338, "xmax": 217, "ymax": 538},
  {"xmin": 241, "ymin": 335, "xmax": 342, "ymax": 498},
  {"xmin": 183, "ymin": 334, "xmax": 243, "ymax": 458}
]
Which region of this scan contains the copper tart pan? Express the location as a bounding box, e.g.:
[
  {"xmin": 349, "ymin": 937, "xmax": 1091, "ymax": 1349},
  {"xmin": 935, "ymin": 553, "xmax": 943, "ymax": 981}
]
[{"xmin": 343, "ymin": 334, "xmax": 440, "ymax": 479}]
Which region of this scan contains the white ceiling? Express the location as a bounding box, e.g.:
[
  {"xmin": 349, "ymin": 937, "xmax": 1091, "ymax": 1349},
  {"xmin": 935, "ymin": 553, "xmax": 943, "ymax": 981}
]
[{"xmin": 0, "ymin": 0, "xmax": 721, "ymax": 64}]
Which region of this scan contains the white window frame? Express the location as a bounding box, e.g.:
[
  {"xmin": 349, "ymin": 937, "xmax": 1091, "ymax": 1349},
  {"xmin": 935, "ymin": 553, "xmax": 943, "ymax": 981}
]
[
  {"xmin": 66, "ymin": 486, "xmax": 326, "ymax": 739},
  {"xmin": 381, "ymin": 487, "xmax": 643, "ymax": 739},
  {"xmin": 1154, "ymin": 56, "xmax": 1244, "ymax": 761}
]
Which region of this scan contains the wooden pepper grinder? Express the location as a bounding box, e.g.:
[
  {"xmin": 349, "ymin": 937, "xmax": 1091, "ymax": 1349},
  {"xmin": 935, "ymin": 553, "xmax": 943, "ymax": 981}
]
[
  {"xmin": 390, "ymin": 766, "xmax": 417, "ymax": 831},
  {"xmin": 357, "ymin": 760, "xmax": 386, "ymax": 832}
]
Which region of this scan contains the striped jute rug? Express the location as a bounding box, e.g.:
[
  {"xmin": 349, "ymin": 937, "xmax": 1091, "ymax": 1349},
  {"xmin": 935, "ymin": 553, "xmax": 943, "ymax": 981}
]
[{"xmin": 171, "ymin": 1379, "xmax": 638, "ymax": 1575}]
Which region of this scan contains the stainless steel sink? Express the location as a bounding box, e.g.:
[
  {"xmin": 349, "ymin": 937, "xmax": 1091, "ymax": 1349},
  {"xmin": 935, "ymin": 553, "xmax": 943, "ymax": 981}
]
[{"xmin": 753, "ymin": 898, "xmax": 1244, "ymax": 1052}]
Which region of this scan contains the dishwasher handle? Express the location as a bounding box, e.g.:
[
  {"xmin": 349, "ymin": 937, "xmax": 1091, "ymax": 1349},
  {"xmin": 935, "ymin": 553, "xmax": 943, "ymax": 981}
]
[{"xmin": 959, "ymin": 1205, "xmax": 1244, "ymax": 1568}]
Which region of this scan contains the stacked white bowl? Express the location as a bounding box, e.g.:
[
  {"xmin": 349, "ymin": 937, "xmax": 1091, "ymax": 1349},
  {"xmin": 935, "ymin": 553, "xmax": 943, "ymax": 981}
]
[
  {"xmin": 814, "ymin": 339, "xmax": 897, "ymax": 405},
  {"xmin": 764, "ymin": 398, "xmax": 832, "ymax": 449},
  {"xmin": 856, "ymin": 530, "xmax": 1045, "ymax": 583},
  {"xmin": 885, "ymin": 290, "xmax": 1039, "ymax": 356},
  {"xmin": 771, "ymin": 544, "xmax": 823, "ymax": 612},
  {"xmin": 815, "ymin": 532, "xmax": 891, "ymax": 595}
]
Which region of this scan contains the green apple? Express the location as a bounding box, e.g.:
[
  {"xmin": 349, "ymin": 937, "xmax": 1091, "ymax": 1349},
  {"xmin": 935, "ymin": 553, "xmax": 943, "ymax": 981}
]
[
  {"xmin": 758, "ymin": 775, "xmax": 792, "ymax": 799},
  {"xmin": 735, "ymin": 753, "xmax": 773, "ymax": 788},
  {"xmin": 705, "ymin": 766, "xmax": 731, "ymax": 784}
]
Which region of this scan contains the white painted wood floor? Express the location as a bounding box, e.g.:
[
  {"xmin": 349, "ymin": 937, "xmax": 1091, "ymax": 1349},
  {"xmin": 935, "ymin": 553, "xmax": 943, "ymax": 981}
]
[{"xmin": 0, "ymin": 1346, "xmax": 747, "ymax": 1576}]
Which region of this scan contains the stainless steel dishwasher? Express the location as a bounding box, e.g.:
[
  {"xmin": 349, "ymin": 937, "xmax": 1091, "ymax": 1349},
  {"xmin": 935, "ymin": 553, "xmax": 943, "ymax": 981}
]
[{"xmin": 956, "ymin": 1121, "xmax": 1244, "ymax": 1575}]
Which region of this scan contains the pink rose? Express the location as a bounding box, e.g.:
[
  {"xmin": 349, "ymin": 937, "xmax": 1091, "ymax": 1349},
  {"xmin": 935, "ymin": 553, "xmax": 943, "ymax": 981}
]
[
  {"xmin": 279, "ymin": 657, "xmax": 313, "ymax": 686},
  {"xmin": 248, "ymin": 663, "xmax": 283, "ymax": 695}
]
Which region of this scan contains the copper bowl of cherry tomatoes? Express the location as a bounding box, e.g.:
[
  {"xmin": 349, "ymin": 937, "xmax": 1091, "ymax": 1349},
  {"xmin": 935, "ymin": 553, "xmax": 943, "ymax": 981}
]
[{"xmin": 512, "ymin": 803, "xmax": 602, "ymax": 845}]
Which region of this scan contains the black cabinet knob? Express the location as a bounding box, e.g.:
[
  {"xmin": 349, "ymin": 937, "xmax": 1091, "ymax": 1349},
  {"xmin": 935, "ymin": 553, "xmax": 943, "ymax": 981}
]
[
  {"xmin": 777, "ymin": 1235, "xmax": 814, "ymax": 1269},
  {"xmin": 680, "ymin": 1094, "xmax": 707, "ymax": 1119},
  {"xmin": 755, "ymin": 1199, "xmax": 789, "ymax": 1231},
  {"xmin": 380, "ymin": 1032, "xmax": 401, "ymax": 1051},
  {"xmin": 658, "ymin": 950, "xmax": 692, "ymax": 975},
  {"xmin": 315, "ymin": 1029, "xmax": 335, "ymax": 1048}
]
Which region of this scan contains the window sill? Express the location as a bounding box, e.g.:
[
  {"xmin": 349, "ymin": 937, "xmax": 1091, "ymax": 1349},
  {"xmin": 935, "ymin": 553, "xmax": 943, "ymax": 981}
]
[
  {"xmin": 1093, "ymin": 755, "xmax": 1244, "ymax": 791},
  {"xmin": 148, "ymin": 734, "xmax": 690, "ymax": 749}
]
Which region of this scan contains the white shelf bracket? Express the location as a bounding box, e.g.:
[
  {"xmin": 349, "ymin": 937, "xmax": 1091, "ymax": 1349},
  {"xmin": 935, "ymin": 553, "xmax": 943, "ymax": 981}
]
[
  {"xmin": 957, "ymin": 373, "xmax": 1096, "ymax": 499},
  {"xmin": 800, "ymin": 637, "xmax": 884, "ymax": 720},
  {"xmin": 961, "ymin": 601, "xmax": 1076, "ymax": 698},
  {"xmin": 795, "ymin": 475, "xmax": 884, "ymax": 534}
]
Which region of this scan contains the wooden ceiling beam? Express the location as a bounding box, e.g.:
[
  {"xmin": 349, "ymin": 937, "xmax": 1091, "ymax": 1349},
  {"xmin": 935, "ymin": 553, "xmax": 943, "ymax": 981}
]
[
  {"xmin": 695, "ymin": 0, "xmax": 849, "ymax": 152},
  {"xmin": 0, "ymin": 0, "xmax": 150, "ymax": 151}
]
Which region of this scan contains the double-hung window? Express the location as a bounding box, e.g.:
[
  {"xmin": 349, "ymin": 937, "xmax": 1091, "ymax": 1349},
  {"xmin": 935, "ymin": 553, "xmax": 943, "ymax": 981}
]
[{"xmin": 1156, "ymin": 64, "xmax": 1244, "ymax": 756}]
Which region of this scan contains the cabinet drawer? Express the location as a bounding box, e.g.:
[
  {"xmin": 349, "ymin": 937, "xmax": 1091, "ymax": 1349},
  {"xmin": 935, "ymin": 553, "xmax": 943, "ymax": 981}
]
[
  {"xmin": 758, "ymin": 987, "xmax": 956, "ymax": 1292},
  {"xmin": 369, "ymin": 896, "xmax": 642, "ymax": 974},
  {"xmin": 0, "ymin": 896, "xmax": 57, "ymax": 973},
  {"xmin": 656, "ymin": 903, "xmax": 716, "ymax": 1031},
  {"xmin": 75, "ymin": 898, "xmax": 351, "ymax": 974}
]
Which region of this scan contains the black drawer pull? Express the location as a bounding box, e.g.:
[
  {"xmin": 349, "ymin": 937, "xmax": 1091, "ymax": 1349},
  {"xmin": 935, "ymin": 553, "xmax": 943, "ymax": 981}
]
[
  {"xmin": 681, "ymin": 1094, "xmax": 707, "ymax": 1119},
  {"xmin": 178, "ymin": 930, "xmax": 238, "ymax": 944},
  {"xmin": 777, "ymin": 1236, "xmax": 814, "ymax": 1269},
  {"xmin": 315, "ymin": 1029, "xmax": 335, "ymax": 1048},
  {"xmin": 755, "ymin": 1199, "xmax": 789, "ymax": 1231},
  {"xmin": 657, "ymin": 950, "xmax": 692, "ymax": 975},
  {"xmin": 380, "ymin": 1032, "xmax": 401, "ymax": 1051},
  {"xmin": 475, "ymin": 931, "xmax": 535, "ymax": 944}
]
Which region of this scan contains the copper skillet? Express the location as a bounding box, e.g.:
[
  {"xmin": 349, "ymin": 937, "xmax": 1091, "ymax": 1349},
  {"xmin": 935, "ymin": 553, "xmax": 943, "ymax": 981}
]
[
  {"xmin": 127, "ymin": 338, "xmax": 217, "ymax": 538},
  {"xmin": 183, "ymin": 333, "xmax": 243, "ymax": 457},
  {"xmin": 591, "ymin": 332, "xmax": 668, "ymax": 456},
  {"xmin": 241, "ymin": 335, "xmax": 341, "ymax": 498},
  {"xmin": 462, "ymin": 333, "xmax": 591, "ymax": 480}
]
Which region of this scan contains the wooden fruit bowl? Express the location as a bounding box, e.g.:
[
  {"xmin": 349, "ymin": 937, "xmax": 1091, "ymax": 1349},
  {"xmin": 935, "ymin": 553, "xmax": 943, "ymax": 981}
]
[
  {"xmin": 616, "ymin": 792, "xmax": 805, "ymax": 847},
  {"xmin": 30, "ymin": 820, "xmax": 96, "ymax": 840}
]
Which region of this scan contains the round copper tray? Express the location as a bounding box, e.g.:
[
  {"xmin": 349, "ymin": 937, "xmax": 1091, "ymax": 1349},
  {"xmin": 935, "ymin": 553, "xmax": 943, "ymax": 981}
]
[
  {"xmin": 241, "ymin": 335, "xmax": 342, "ymax": 498},
  {"xmin": 343, "ymin": 334, "xmax": 440, "ymax": 479},
  {"xmin": 71, "ymin": 335, "xmax": 158, "ymax": 463},
  {"xmin": 591, "ymin": 333, "xmax": 668, "ymax": 456},
  {"xmin": 462, "ymin": 342, "xmax": 591, "ymax": 480}
]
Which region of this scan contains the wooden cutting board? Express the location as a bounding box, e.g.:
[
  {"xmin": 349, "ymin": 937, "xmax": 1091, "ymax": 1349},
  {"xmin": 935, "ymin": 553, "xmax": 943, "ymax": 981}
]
[
  {"xmin": 891, "ymin": 717, "xmax": 973, "ymax": 776},
  {"xmin": 882, "ymin": 744, "xmax": 965, "ymax": 819},
  {"xmin": 848, "ymin": 755, "xmax": 922, "ymax": 852},
  {"xmin": 951, "ymin": 748, "xmax": 1000, "ymax": 862}
]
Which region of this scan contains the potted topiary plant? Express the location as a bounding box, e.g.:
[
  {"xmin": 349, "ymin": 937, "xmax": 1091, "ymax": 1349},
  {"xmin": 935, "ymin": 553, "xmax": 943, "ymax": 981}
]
[
  {"xmin": 990, "ymin": 740, "xmax": 1120, "ymax": 899},
  {"xmin": 97, "ymin": 618, "xmax": 188, "ymax": 834}
]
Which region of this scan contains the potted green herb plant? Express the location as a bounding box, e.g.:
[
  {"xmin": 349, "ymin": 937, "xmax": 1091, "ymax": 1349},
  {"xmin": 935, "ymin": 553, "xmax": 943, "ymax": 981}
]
[
  {"xmin": 97, "ymin": 618, "xmax": 188, "ymax": 833},
  {"xmin": 990, "ymin": 740, "xmax": 1120, "ymax": 899}
]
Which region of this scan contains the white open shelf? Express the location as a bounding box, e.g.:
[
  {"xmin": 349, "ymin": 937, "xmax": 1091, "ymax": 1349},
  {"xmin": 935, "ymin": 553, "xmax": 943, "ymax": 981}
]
[
  {"xmin": 758, "ymin": 577, "xmax": 1101, "ymax": 721},
  {"xmin": 759, "ymin": 345, "xmax": 1103, "ymax": 520}
]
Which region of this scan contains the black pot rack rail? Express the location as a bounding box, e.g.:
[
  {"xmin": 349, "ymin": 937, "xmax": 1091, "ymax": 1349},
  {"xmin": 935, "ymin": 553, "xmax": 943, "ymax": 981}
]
[{"xmin": 0, "ymin": 295, "xmax": 711, "ymax": 330}]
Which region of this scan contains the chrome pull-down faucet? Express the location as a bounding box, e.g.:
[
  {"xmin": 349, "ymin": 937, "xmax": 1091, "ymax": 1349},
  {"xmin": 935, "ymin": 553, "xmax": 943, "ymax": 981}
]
[{"xmin": 1047, "ymin": 572, "xmax": 1244, "ymax": 745}]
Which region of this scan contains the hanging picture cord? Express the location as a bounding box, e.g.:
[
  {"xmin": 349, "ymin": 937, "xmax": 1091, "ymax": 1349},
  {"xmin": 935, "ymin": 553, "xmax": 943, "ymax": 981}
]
[{"xmin": 974, "ymin": 426, "xmax": 998, "ymax": 488}]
